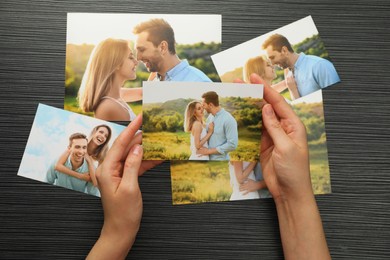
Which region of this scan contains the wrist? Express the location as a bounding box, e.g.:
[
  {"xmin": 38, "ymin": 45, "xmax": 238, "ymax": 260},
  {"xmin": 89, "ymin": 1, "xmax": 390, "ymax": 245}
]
[{"xmin": 99, "ymin": 223, "xmax": 137, "ymax": 254}]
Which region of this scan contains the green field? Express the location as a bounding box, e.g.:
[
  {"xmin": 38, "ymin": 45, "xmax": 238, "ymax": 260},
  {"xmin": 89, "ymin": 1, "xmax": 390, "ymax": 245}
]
[
  {"xmin": 171, "ymin": 161, "xmax": 232, "ymax": 205},
  {"xmin": 143, "ymin": 127, "xmax": 261, "ymax": 161},
  {"xmin": 171, "ymin": 142, "xmax": 330, "ymax": 205}
]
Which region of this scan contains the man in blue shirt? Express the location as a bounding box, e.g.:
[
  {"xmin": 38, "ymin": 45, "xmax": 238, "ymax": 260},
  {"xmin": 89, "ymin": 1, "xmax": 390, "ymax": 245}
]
[
  {"xmin": 262, "ymin": 34, "xmax": 340, "ymax": 99},
  {"xmin": 133, "ymin": 18, "xmax": 211, "ymax": 82},
  {"xmin": 198, "ymin": 91, "xmax": 238, "ymax": 160},
  {"xmin": 46, "ymin": 133, "xmax": 98, "ymax": 195}
]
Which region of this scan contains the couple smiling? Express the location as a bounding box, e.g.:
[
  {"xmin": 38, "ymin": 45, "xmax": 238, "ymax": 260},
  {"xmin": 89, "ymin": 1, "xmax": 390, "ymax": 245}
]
[{"xmin": 78, "ymin": 18, "xmax": 210, "ymax": 121}]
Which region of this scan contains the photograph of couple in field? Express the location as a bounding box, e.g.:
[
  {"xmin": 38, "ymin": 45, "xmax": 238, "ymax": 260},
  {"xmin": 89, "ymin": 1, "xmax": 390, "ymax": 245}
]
[
  {"xmin": 211, "ymin": 15, "xmax": 340, "ymax": 101},
  {"xmin": 65, "ymin": 13, "xmax": 221, "ymax": 122},
  {"xmin": 17, "ymin": 104, "xmax": 125, "ymax": 197},
  {"xmin": 142, "ymin": 82, "xmax": 263, "ymax": 162},
  {"xmin": 171, "ymin": 90, "xmax": 331, "ymax": 205}
]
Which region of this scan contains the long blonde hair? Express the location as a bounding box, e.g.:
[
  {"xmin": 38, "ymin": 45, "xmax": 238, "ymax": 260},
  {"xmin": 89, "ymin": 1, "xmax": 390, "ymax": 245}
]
[
  {"xmin": 184, "ymin": 101, "xmax": 201, "ymax": 132},
  {"xmin": 78, "ymin": 38, "xmax": 129, "ymax": 112},
  {"xmin": 243, "ymin": 56, "xmax": 267, "ymax": 83},
  {"xmin": 88, "ymin": 124, "xmax": 112, "ymax": 164}
]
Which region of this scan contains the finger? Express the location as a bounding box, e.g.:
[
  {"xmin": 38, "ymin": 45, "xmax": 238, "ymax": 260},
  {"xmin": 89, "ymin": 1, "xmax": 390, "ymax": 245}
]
[
  {"xmin": 233, "ymin": 78, "xmax": 244, "ymax": 83},
  {"xmin": 121, "ymin": 131, "xmax": 142, "ymax": 161},
  {"xmin": 250, "ymin": 73, "xmax": 270, "ymax": 88},
  {"xmin": 120, "ymin": 144, "xmax": 143, "ymax": 190},
  {"xmin": 263, "ymin": 85, "xmax": 298, "ymax": 121},
  {"xmin": 139, "ymin": 160, "xmax": 164, "ymax": 176},
  {"xmin": 105, "ymin": 114, "xmax": 143, "ymax": 162},
  {"xmin": 262, "ymin": 104, "xmax": 292, "ymax": 148}
]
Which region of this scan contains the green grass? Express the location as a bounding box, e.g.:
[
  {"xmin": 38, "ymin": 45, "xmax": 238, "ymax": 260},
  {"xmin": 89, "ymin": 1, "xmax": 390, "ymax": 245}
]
[
  {"xmin": 308, "ymin": 142, "xmax": 331, "ymax": 194},
  {"xmin": 171, "ymin": 161, "xmax": 232, "ymax": 205},
  {"xmin": 143, "ymin": 127, "xmax": 261, "ymax": 161},
  {"xmin": 170, "ymin": 141, "xmax": 331, "ymax": 205},
  {"xmin": 143, "ymin": 131, "xmax": 191, "ymax": 160}
]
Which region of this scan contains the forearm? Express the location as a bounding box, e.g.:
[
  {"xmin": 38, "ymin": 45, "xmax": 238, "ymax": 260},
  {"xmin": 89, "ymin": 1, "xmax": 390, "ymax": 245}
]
[
  {"xmin": 87, "ymin": 229, "xmax": 135, "ymax": 260},
  {"xmin": 87, "ymin": 160, "xmax": 98, "ymax": 186},
  {"xmin": 271, "ymin": 80, "xmax": 288, "ymax": 93},
  {"xmin": 242, "ymin": 162, "xmax": 256, "ymax": 179},
  {"xmin": 55, "ymin": 164, "xmax": 85, "ymax": 180},
  {"xmin": 288, "ymin": 87, "xmax": 300, "ymax": 100},
  {"xmin": 198, "ymin": 133, "xmax": 212, "ymax": 148},
  {"xmin": 275, "ymin": 192, "xmax": 330, "ymax": 260}
]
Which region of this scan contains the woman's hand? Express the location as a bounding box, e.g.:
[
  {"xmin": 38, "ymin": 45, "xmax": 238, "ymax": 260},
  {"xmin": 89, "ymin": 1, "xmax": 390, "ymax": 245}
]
[
  {"xmin": 249, "ymin": 73, "xmax": 330, "ymax": 260},
  {"xmin": 87, "ymin": 115, "xmax": 162, "ymax": 259},
  {"xmin": 208, "ymin": 122, "xmax": 214, "ymax": 135}
]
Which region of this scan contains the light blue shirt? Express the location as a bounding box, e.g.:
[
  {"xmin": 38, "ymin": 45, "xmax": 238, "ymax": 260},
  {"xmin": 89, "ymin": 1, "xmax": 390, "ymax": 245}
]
[
  {"xmin": 155, "ymin": 59, "xmax": 211, "ymax": 82},
  {"xmin": 293, "ymin": 53, "xmax": 340, "ymax": 97},
  {"xmin": 46, "ymin": 155, "xmax": 99, "ymax": 196},
  {"xmin": 206, "ymin": 108, "xmax": 238, "ymax": 160},
  {"xmin": 253, "ymin": 162, "xmax": 271, "ymax": 198}
]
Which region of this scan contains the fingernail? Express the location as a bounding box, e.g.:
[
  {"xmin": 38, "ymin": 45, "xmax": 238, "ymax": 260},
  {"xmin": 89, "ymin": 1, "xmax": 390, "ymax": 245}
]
[
  {"xmin": 132, "ymin": 144, "xmax": 143, "ymax": 155},
  {"xmin": 264, "ymin": 105, "xmax": 274, "ymax": 116}
]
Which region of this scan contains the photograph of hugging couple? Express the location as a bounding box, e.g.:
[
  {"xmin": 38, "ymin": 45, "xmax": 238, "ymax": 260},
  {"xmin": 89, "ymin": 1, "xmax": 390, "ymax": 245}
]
[
  {"xmin": 17, "ymin": 104, "xmax": 125, "ymax": 197},
  {"xmin": 64, "ymin": 13, "xmax": 221, "ymax": 121},
  {"xmin": 142, "ymin": 82, "xmax": 263, "ymax": 162}
]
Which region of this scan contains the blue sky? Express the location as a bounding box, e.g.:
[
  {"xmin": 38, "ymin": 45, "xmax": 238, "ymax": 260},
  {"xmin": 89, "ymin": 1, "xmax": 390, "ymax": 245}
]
[{"xmin": 18, "ymin": 104, "xmax": 125, "ymax": 182}]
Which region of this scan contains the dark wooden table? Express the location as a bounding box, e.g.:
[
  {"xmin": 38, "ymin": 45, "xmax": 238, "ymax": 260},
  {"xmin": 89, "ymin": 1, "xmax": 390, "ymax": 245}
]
[{"xmin": 1, "ymin": 0, "xmax": 389, "ymax": 259}]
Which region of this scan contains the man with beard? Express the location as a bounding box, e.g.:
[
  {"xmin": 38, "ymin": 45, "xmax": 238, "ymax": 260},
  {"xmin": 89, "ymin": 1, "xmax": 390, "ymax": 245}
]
[
  {"xmin": 198, "ymin": 91, "xmax": 238, "ymax": 160},
  {"xmin": 133, "ymin": 18, "xmax": 211, "ymax": 82},
  {"xmin": 46, "ymin": 133, "xmax": 96, "ymax": 195},
  {"xmin": 262, "ymin": 33, "xmax": 340, "ymax": 98}
]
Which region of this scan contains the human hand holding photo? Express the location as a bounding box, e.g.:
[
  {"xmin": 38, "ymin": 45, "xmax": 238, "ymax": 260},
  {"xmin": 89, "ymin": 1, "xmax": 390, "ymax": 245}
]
[
  {"xmin": 87, "ymin": 115, "xmax": 162, "ymax": 260},
  {"xmin": 249, "ymin": 73, "xmax": 331, "ymax": 260}
]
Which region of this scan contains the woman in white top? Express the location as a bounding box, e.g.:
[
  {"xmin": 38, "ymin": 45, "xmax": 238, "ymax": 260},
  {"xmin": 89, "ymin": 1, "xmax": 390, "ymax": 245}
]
[
  {"xmin": 229, "ymin": 161, "xmax": 260, "ymax": 200},
  {"xmin": 184, "ymin": 101, "xmax": 214, "ymax": 160},
  {"xmin": 78, "ymin": 38, "xmax": 142, "ymax": 121}
]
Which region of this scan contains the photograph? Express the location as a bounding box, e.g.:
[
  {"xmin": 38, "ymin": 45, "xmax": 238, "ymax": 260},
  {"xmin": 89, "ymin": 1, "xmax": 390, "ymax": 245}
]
[
  {"xmin": 211, "ymin": 15, "xmax": 340, "ymax": 101},
  {"xmin": 170, "ymin": 89, "xmax": 331, "ymax": 205},
  {"xmin": 17, "ymin": 104, "xmax": 126, "ymax": 197},
  {"xmin": 65, "ymin": 13, "xmax": 222, "ymax": 121},
  {"xmin": 142, "ymin": 81, "xmax": 263, "ymax": 162}
]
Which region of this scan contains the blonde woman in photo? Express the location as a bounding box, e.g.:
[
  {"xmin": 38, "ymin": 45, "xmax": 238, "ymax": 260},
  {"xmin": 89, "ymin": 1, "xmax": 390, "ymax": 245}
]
[
  {"xmin": 54, "ymin": 124, "xmax": 112, "ymax": 192},
  {"xmin": 184, "ymin": 101, "xmax": 214, "ymax": 160},
  {"xmin": 78, "ymin": 38, "xmax": 142, "ymax": 121},
  {"xmin": 243, "ymin": 55, "xmax": 300, "ymax": 100}
]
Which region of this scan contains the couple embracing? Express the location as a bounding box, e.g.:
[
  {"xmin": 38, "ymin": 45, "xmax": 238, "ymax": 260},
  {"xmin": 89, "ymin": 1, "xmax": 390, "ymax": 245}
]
[{"xmin": 184, "ymin": 91, "xmax": 238, "ymax": 161}]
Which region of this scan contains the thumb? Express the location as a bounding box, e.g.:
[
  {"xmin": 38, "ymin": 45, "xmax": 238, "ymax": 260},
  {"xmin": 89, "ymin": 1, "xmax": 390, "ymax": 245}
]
[
  {"xmin": 120, "ymin": 144, "xmax": 143, "ymax": 190},
  {"xmin": 262, "ymin": 104, "xmax": 291, "ymax": 148}
]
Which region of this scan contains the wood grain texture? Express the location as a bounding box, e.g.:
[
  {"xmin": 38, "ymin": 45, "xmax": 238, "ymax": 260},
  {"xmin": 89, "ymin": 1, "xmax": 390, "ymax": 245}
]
[{"xmin": 0, "ymin": 0, "xmax": 389, "ymax": 259}]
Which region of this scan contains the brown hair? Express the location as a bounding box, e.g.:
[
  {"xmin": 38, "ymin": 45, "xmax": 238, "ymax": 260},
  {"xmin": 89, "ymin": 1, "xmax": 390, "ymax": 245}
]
[
  {"xmin": 202, "ymin": 91, "xmax": 219, "ymax": 107},
  {"xmin": 68, "ymin": 133, "xmax": 88, "ymax": 147},
  {"xmin": 184, "ymin": 101, "xmax": 201, "ymax": 132},
  {"xmin": 89, "ymin": 125, "xmax": 112, "ymax": 164},
  {"xmin": 133, "ymin": 18, "xmax": 176, "ymax": 54},
  {"xmin": 262, "ymin": 34, "xmax": 294, "ymax": 53}
]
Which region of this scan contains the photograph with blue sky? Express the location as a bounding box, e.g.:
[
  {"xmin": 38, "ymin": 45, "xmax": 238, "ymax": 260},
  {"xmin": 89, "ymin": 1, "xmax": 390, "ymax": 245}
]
[{"xmin": 18, "ymin": 104, "xmax": 125, "ymax": 195}]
